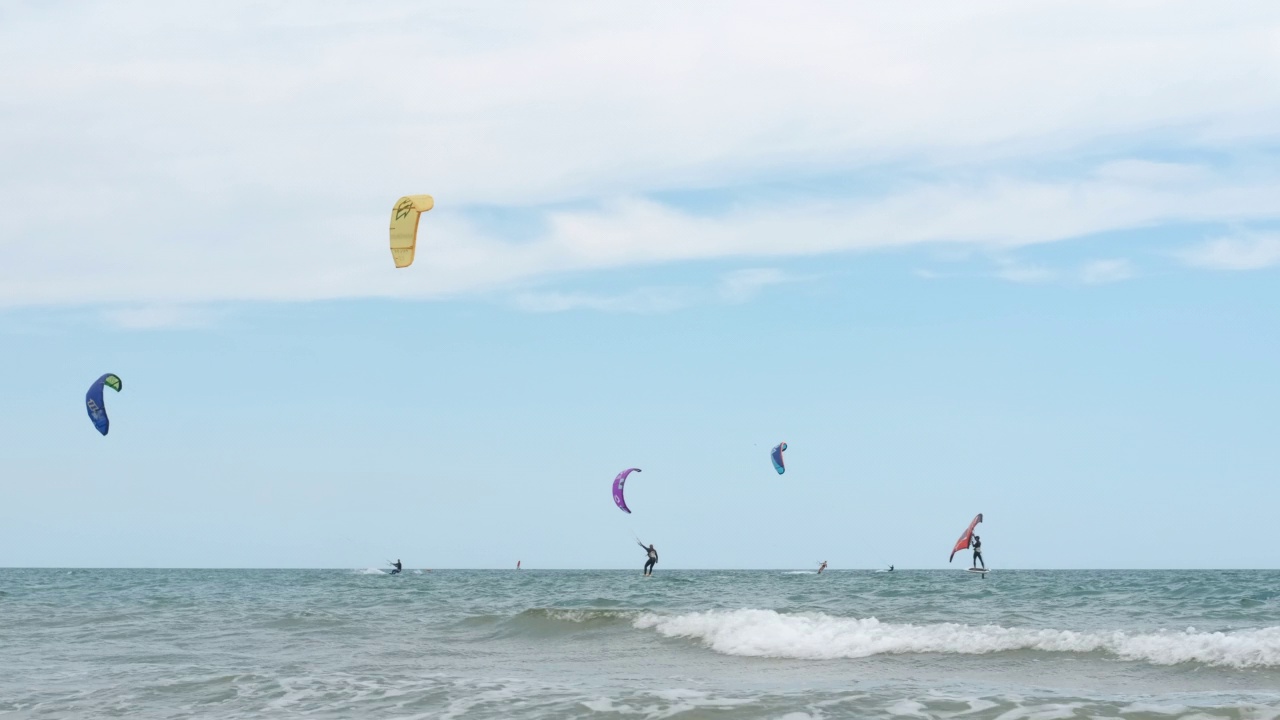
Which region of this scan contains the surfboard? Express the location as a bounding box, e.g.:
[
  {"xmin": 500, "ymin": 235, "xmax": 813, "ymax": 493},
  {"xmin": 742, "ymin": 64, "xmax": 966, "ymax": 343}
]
[{"xmin": 967, "ymin": 567, "xmax": 990, "ymax": 573}]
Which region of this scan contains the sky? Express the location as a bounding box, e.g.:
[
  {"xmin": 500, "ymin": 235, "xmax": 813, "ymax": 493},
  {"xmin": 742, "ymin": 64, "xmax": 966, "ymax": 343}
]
[{"xmin": 1, "ymin": 1, "xmax": 1278, "ymax": 569}]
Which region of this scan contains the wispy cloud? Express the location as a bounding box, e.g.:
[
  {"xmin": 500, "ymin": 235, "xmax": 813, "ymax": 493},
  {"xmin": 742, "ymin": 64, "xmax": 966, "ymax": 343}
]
[
  {"xmin": 995, "ymin": 258, "xmax": 1056, "ymax": 284},
  {"xmin": 512, "ymin": 288, "xmax": 690, "ymax": 314},
  {"xmin": 511, "ymin": 267, "xmax": 801, "ymax": 313},
  {"xmin": 4, "ymin": 166, "xmax": 1277, "ymax": 310},
  {"xmin": 1178, "ymin": 233, "xmax": 1280, "ymax": 270},
  {"xmin": 100, "ymin": 305, "xmax": 214, "ymax": 330},
  {"xmin": 717, "ymin": 268, "xmax": 797, "ymax": 303},
  {"xmin": 1080, "ymin": 259, "xmax": 1135, "ymax": 284}
]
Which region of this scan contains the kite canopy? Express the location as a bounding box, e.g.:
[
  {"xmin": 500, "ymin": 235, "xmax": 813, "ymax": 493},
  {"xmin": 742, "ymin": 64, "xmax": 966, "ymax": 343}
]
[
  {"xmin": 612, "ymin": 468, "xmax": 641, "ymax": 514},
  {"xmin": 389, "ymin": 194, "xmax": 434, "ymax": 268},
  {"xmin": 85, "ymin": 373, "xmax": 123, "ymax": 436},
  {"xmin": 949, "ymin": 513, "xmax": 983, "ymax": 562},
  {"xmin": 771, "ymin": 442, "xmax": 787, "ymax": 474}
]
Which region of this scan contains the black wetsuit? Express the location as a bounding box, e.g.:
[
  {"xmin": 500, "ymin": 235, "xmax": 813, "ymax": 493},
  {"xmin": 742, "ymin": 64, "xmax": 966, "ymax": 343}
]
[
  {"xmin": 390, "ymin": 560, "xmax": 403, "ymax": 575},
  {"xmin": 971, "ymin": 539, "xmax": 984, "ymax": 569},
  {"xmin": 639, "ymin": 543, "xmax": 657, "ymax": 575}
]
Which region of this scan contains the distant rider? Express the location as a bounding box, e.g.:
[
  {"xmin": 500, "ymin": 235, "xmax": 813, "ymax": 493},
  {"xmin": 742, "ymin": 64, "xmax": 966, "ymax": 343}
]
[
  {"xmin": 390, "ymin": 559, "xmax": 403, "ymax": 575},
  {"xmin": 638, "ymin": 541, "xmax": 658, "ymax": 576},
  {"xmin": 970, "ymin": 535, "xmax": 985, "ymax": 570},
  {"xmin": 817, "ymin": 561, "xmax": 828, "ymax": 574},
  {"xmin": 888, "ymin": 565, "xmax": 894, "ymax": 572}
]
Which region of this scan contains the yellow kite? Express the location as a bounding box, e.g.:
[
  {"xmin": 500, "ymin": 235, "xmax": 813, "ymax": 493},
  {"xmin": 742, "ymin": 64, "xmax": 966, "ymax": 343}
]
[{"xmin": 389, "ymin": 195, "xmax": 434, "ymax": 268}]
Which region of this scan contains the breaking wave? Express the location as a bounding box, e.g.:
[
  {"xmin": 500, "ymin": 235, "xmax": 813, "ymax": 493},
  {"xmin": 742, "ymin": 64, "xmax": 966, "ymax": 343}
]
[{"xmin": 631, "ymin": 609, "xmax": 1280, "ymax": 669}]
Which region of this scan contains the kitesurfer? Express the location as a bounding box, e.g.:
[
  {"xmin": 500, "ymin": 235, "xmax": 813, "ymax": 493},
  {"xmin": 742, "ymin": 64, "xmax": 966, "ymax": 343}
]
[
  {"xmin": 390, "ymin": 559, "xmax": 403, "ymax": 575},
  {"xmin": 817, "ymin": 561, "xmax": 828, "ymax": 574},
  {"xmin": 638, "ymin": 541, "xmax": 658, "ymax": 576},
  {"xmin": 970, "ymin": 535, "xmax": 985, "ymax": 570},
  {"xmin": 888, "ymin": 565, "xmax": 894, "ymax": 572}
]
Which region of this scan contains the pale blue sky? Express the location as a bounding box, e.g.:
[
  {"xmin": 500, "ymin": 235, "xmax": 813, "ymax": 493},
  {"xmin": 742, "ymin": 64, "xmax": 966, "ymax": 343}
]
[{"xmin": 2, "ymin": 2, "xmax": 1278, "ymax": 568}]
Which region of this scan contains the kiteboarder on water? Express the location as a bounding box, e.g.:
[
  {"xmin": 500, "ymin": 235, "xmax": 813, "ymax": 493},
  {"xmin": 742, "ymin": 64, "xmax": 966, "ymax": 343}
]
[
  {"xmin": 638, "ymin": 541, "xmax": 658, "ymax": 576},
  {"xmin": 970, "ymin": 535, "xmax": 985, "ymax": 570},
  {"xmin": 389, "ymin": 559, "xmax": 403, "ymax": 575},
  {"xmin": 817, "ymin": 561, "xmax": 828, "ymax": 574}
]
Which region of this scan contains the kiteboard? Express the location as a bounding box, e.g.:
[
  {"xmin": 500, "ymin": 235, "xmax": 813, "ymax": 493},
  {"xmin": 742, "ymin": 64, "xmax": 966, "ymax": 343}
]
[{"xmin": 967, "ymin": 567, "xmax": 990, "ymax": 574}]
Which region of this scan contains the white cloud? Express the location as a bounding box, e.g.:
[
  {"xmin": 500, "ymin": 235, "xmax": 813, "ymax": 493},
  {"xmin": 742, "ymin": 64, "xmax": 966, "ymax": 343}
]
[
  {"xmin": 995, "ymin": 259, "xmax": 1056, "ymax": 284},
  {"xmin": 1091, "ymin": 160, "xmax": 1213, "ymax": 186},
  {"xmin": 512, "ymin": 288, "xmax": 690, "ymax": 314},
  {"xmin": 996, "ymin": 257, "xmax": 1136, "ymax": 286},
  {"xmin": 100, "ymin": 305, "xmax": 214, "ymax": 330},
  {"xmin": 2, "ymin": 2, "xmax": 1279, "ymax": 308},
  {"xmin": 1179, "ymin": 234, "xmax": 1280, "ymax": 270},
  {"xmin": 1080, "ymin": 259, "xmax": 1135, "ymax": 284},
  {"xmin": 8, "ymin": 4, "xmax": 1276, "ymax": 203},
  {"xmin": 511, "ymin": 268, "xmax": 799, "ymax": 313},
  {"xmin": 717, "ymin": 269, "xmax": 796, "ymax": 303},
  {"xmin": 1, "ymin": 168, "xmax": 1278, "ymax": 309},
  {"xmin": 2, "ymin": 166, "xmax": 1278, "ymax": 309}
]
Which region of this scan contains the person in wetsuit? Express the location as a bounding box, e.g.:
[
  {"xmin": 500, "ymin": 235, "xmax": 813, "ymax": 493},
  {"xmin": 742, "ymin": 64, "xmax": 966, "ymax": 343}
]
[
  {"xmin": 817, "ymin": 561, "xmax": 828, "ymax": 574},
  {"xmin": 888, "ymin": 565, "xmax": 894, "ymax": 572},
  {"xmin": 638, "ymin": 541, "xmax": 658, "ymax": 576},
  {"xmin": 390, "ymin": 559, "xmax": 403, "ymax": 575},
  {"xmin": 971, "ymin": 534, "xmax": 985, "ymax": 570}
]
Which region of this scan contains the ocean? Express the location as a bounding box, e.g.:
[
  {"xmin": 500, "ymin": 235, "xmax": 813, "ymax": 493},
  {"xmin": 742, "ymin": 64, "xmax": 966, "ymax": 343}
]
[{"xmin": 2, "ymin": 569, "xmax": 1278, "ymax": 719}]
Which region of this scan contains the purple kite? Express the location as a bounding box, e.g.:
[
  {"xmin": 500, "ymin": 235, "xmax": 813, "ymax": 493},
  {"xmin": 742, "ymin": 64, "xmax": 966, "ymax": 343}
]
[{"xmin": 612, "ymin": 468, "xmax": 641, "ymax": 514}]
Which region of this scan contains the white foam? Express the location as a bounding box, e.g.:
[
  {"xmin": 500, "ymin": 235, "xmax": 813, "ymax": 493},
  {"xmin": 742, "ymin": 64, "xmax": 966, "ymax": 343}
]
[
  {"xmin": 1013, "ymin": 702, "xmax": 1083, "ymax": 720},
  {"xmin": 956, "ymin": 698, "xmax": 1000, "ymax": 715},
  {"xmin": 886, "ymin": 699, "xmax": 928, "ymax": 717},
  {"xmin": 353, "ymin": 567, "xmax": 386, "ymax": 575},
  {"xmin": 1119, "ymin": 702, "xmax": 1190, "ymax": 715},
  {"xmin": 579, "ymin": 689, "xmax": 752, "ymax": 719},
  {"xmin": 632, "ymin": 609, "xmax": 1280, "ymax": 669},
  {"xmin": 581, "ymin": 697, "xmax": 626, "ymax": 713}
]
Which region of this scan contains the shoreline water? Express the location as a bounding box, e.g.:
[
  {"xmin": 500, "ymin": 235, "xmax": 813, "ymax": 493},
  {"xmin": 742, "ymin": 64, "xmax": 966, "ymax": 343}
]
[{"xmin": 3, "ymin": 569, "xmax": 1278, "ymax": 718}]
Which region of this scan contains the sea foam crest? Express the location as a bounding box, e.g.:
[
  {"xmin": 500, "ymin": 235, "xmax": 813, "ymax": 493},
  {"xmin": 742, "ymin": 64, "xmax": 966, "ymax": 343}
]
[{"xmin": 632, "ymin": 609, "xmax": 1280, "ymax": 669}]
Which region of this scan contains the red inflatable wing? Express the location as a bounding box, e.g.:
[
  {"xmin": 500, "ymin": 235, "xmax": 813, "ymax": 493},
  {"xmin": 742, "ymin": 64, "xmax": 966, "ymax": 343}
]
[{"xmin": 949, "ymin": 513, "xmax": 983, "ymax": 562}]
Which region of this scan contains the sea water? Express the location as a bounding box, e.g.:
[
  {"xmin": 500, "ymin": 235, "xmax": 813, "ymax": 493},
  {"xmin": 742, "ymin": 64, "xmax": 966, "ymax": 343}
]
[{"xmin": 2, "ymin": 569, "xmax": 1278, "ymax": 718}]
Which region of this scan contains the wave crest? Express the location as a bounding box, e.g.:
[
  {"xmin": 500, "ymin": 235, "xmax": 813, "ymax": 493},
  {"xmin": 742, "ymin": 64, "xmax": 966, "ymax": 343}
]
[{"xmin": 632, "ymin": 609, "xmax": 1280, "ymax": 668}]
